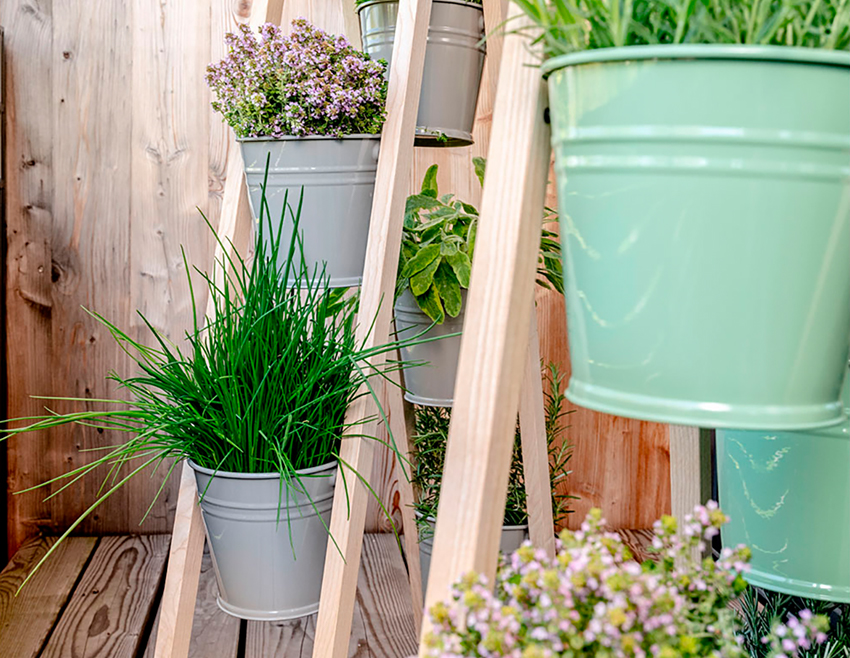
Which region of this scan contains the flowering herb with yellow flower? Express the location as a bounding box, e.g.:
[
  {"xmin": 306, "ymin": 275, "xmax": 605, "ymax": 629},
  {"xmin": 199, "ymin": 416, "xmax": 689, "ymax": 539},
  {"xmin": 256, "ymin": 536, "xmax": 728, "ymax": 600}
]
[{"xmin": 424, "ymin": 503, "xmax": 829, "ymax": 658}]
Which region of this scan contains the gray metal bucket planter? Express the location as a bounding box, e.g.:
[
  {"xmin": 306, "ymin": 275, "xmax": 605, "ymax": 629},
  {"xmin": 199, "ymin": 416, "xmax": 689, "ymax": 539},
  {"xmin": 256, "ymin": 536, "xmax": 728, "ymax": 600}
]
[
  {"xmin": 394, "ymin": 289, "xmax": 467, "ymax": 407},
  {"xmin": 191, "ymin": 460, "xmax": 336, "ymax": 621},
  {"xmin": 417, "ymin": 515, "xmax": 527, "ymax": 601},
  {"xmin": 358, "ymin": 0, "xmax": 485, "ymax": 147},
  {"xmin": 239, "ymin": 136, "xmax": 380, "ymax": 288}
]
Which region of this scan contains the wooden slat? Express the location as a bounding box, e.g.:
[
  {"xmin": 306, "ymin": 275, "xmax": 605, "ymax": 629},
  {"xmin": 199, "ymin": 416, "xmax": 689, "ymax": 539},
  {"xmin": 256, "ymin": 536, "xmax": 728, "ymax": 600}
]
[
  {"xmin": 313, "ymin": 0, "xmax": 432, "ymax": 656},
  {"xmin": 143, "ymin": 547, "xmax": 240, "ymax": 658},
  {"xmin": 418, "ymin": 4, "xmax": 551, "ymax": 646},
  {"xmin": 358, "ymin": 534, "xmax": 418, "ymax": 658},
  {"xmin": 152, "ymin": 462, "xmax": 206, "ymax": 658},
  {"xmin": 669, "ymin": 426, "xmax": 713, "ymax": 562},
  {"xmin": 518, "ymin": 311, "xmax": 556, "ymax": 558},
  {"xmin": 245, "ymin": 533, "xmax": 417, "ymax": 657},
  {"xmin": 41, "ymin": 535, "xmax": 169, "ymax": 658},
  {"xmin": 0, "ymin": 536, "xmax": 98, "ymax": 658}
]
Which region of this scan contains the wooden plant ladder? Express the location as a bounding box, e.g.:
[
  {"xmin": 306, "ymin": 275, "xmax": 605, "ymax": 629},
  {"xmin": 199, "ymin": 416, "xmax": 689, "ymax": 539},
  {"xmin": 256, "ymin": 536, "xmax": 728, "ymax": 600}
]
[
  {"xmin": 152, "ymin": 1, "xmax": 710, "ymax": 656},
  {"xmin": 152, "ymin": 1, "xmax": 561, "ymax": 657}
]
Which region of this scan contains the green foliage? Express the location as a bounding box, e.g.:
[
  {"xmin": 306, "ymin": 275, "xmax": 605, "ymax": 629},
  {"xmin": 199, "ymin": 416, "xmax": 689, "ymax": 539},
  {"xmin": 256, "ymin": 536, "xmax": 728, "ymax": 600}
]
[
  {"xmin": 411, "ymin": 363, "xmax": 576, "ymax": 539},
  {"xmin": 511, "ymin": 0, "xmax": 850, "ymax": 58},
  {"xmin": 2, "ymin": 179, "xmax": 414, "ymax": 589},
  {"xmin": 397, "ymin": 157, "xmax": 564, "ymax": 323},
  {"xmin": 739, "ymin": 586, "xmax": 850, "ymax": 658}
]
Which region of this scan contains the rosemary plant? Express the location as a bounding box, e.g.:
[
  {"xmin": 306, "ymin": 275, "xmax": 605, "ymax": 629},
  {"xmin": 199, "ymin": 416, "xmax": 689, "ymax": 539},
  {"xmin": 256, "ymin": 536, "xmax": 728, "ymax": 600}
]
[
  {"xmin": 3, "ymin": 182, "xmax": 413, "ymax": 587},
  {"xmin": 512, "ymin": 0, "xmax": 850, "ymax": 59},
  {"xmin": 739, "ymin": 586, "xmax": 850, "ymax": 658},
  {"xmin": 412, "ymin": 363, "xmax": 576, "ymax": 539}
]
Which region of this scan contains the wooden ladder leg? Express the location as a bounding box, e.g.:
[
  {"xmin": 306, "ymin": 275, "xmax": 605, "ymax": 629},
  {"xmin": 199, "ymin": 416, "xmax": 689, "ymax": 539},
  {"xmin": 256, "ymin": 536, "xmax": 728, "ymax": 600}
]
[
  {"xmin": 518, "ymin": 310, "xmax": 556, "ymax": 559},
  {"xmin": 153, "ymin": 461, "xmax": 206, "ymax": 658},
  {"xmin": 418, "ymin": 5, "xmax": 551, "ymax": 648},
  {"xmin": 387, "ymin": 363, "xmax": 424, "ymax": 632},
  {"xmin": 669, "ymin": 426, "xmax": 713, "ymax": 562},
  {"xmin": 312, "ymin": 1, "xmax": 432, "ymax": 656}
]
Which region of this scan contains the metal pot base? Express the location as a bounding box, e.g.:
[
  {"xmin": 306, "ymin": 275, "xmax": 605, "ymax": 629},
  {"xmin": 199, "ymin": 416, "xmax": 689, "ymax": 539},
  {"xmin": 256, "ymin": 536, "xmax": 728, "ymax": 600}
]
[
  {"xmin": 404, "ymin": 392, "xmax": 453, "ymax": 407},
  {"xmin": 414, "ymin": 126, "xmax": 474, "ymax": 148},
  {"xmin": 743, "ymin": 572, "xmax": 850, "ymax": 604},
  {"xmin": 567, "ymin": 379, "xmax": 847, "ymax": 431},
  {"xmin": 217, "ymin": 597, "xmax": 320, "ymax": 621}
]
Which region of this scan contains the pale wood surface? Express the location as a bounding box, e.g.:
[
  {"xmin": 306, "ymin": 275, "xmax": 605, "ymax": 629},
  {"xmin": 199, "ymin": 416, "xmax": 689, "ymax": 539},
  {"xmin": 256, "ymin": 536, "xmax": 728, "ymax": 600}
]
[
  {"xmin": 153, "ymin": 462, "xmax": 206, "ymax": 658},
  {"xmin": 313, "ymin": 1, "xmax": 432, "ymax": 655},
  {"xmin": 518, "ymin": 311, "xmax": 556, "ymax": 558},
  {"xmin": 0, "ymin": 536, "xmax": 98, "ymax": 658},
  {"xmin": 669, "ymin": 426, "xmax": 713, "ymax": 562},
  {"xmin": 419, "ymin": 5, "xmax": 552, "ymax": 646},
  {"xmin": 41, "ymin": 535, "xmax": 169, "ymax": 658},
  {"xmin": 143, "ymin": 548, "xmax": 241, "ymax": 658}
]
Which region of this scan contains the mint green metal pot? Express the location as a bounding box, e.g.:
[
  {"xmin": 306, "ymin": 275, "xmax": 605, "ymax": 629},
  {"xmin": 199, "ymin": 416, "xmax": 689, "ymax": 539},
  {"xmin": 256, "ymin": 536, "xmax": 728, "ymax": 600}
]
[
  {"xmin": 717, "ymin": 371, "xmax": 850, "ymax": 602},
  {"xmin": 543, "ymin": 46, "xmax": 850, "ymax": 430}
]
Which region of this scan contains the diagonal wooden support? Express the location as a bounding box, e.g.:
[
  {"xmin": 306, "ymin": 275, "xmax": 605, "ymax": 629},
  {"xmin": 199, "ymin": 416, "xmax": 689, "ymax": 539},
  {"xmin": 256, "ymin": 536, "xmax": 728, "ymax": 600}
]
[
  {"xmin": 312, "ymin": 1, "xmax": 433, "ymax": 655},
  {"xmin": 670, "ymin": 426, "xmax": 713, "ymax": 563},
  {"xmin": 418, "ymin": 4, "xmax": 551, "ymax": 645},
  {"xmin": 518, "ymin": 310, "xmax": 556, "ymax": 559}
]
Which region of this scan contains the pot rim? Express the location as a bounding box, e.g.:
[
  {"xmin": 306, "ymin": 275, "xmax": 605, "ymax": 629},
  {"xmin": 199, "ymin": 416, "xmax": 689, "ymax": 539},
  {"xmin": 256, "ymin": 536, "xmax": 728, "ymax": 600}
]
[
  {"xmin": 188, "ymin": 459, "xmax": 337, "ymax": 480},
  {"xmin": 357, "ymin": 0, "xmax": 483, "ymax": 13},
  {"xmin": 414, "ymin": 511, "xmax": 529, "ymax": 532},
  {"xmin": 541, "ymin": 44, "xmax": 850, "ymax": 76},
  {"xmin": 237, "ymin": 134, "xmax": 381, "ymax": 143}
]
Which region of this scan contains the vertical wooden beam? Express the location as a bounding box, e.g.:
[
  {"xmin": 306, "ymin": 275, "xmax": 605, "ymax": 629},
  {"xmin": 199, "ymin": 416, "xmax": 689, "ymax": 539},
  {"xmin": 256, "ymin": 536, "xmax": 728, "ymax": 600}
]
[
  {"xmin": 669, "ymin": 426, "xmax": 713, "ymax": 561},
  {"xmin": 518, "ymin": 311, "xmax": 556, "ymax": 558},
  {"xmin": 313, "ymin": 1, "xmax": 432, "ymax": 655},
  {"xmin": 419, "ymin": 5, "xmax": 550, "ymax": 646}
]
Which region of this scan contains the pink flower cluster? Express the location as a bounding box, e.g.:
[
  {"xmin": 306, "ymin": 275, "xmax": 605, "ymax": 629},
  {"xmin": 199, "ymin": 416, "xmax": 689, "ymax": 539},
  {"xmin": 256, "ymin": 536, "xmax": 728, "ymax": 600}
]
[
  {"xmin": 424, "ymin": 503, "xmax": 829, "ymax": 658},
  {"xmin": 206, "ymin": 19, "xmax": 387, "ymax": 138}
]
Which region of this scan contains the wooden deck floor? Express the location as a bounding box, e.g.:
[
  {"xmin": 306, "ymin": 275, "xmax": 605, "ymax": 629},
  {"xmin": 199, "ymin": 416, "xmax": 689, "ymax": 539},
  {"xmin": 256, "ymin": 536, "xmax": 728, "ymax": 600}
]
[{"xmin": 0, "ymin": 529, "xmax": 653, "ymax": 658}]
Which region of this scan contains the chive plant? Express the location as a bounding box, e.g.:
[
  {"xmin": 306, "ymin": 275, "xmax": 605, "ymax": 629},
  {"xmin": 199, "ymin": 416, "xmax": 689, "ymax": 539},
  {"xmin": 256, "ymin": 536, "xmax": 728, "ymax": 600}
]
[
  {"xmin": 512, "ymin": 0, "xmax": 850, "ymax": 59},
  {"xmin": 412, "ymin": 363, "xmax": 576, "ymax": 539},
  {"xmin": 3, "ymin": 181, "xmax": 414, "ymax": 587}
]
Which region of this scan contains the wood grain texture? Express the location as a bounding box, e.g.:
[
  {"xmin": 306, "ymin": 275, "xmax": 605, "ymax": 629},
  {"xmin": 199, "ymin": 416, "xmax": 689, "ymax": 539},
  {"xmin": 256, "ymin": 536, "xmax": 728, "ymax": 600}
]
[
  {"xmin": 41, "ymin": 535, "xmax": 169, "ymax": 658},
  {"xmin": 419, "ymin": 5, "xmax": 552, "ymax": 645},
  {"xmin": 245, "ymin": 533, "xmax": 417, "ymax": 658},
  {"xmin": 518, "ymin": 311, "xmax": 556, "ymax": 558},
  {"xmin": 0, "ymin": 536, "xmax": 98, "ymax": 658},
  {"xmin": 313, "ymin": 1, "xmax": 432, "ymax": 655},
  {"xmin": 152, "ymin": 462, "xmax": 205, "ymax": 658},
  {"xmin": 669, "ymin": 426, "xmax": 713, "ymax": 562},
  {"xmin": 143, "ymin": 546, "xmax": 240, "ymax": 658},
  {"xmin": 3, "ymin": 0, "xmax": 235, "ymax": 556}
]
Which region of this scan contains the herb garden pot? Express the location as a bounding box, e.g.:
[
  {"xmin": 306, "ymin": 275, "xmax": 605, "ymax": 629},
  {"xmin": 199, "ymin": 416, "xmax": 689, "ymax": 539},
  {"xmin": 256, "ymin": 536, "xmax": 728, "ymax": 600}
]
[
  {"xmin": 542, "ymin": 45, "xmax": 850, "ymax": 430},
  {"xmin": 394, "ymin": 289, "xmax": 467, "ymax": 406},
  {"xmin": 417, "ymin": 515, "xmax": 527, "ymax": 600},
  {"xmin": 239, "ymin": 136, "xmax": 380, "ymax": 288},
  {"xmin": 190, "ymin": 460, "xmax": 336, "ymax": 620},
  {"xmin": 716, "ymin": 371, "xmax": 850, "ymax": 602},
  {"xmin": 358, "ymin": 0, "xmax": 485, "ymax": 147}
]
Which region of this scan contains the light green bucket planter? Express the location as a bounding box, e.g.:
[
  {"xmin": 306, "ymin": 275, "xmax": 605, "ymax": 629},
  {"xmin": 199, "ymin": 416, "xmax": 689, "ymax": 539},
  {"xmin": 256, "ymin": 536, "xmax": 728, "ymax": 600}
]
[
  {"xmin": 717, "ymin": 371, "xmax": 850, "ymax": 602},
  {"xmin": 542, "ymin": 46, "xmax": 850, "ymax": 430}
]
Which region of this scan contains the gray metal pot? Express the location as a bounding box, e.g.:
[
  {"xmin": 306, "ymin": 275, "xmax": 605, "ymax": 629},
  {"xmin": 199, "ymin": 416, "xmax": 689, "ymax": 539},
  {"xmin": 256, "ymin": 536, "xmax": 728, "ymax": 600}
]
[
  {"xmin": 190, "ymin": 460, "xmax": 336, "ymax": 621},
  {"xmin": 239, "ymin": 136, "xmax": 380, "ymax": 288},
  {"xmin": 358, "ymin": 0, "xmax": 485, "ymax": 147},
  {"xmin": 394, "ymin": 289, "xmax": 467, "ymax": 407},
  {"xmin": 417, "ymin": 515, "xmax": 527, "ymax": 601}
]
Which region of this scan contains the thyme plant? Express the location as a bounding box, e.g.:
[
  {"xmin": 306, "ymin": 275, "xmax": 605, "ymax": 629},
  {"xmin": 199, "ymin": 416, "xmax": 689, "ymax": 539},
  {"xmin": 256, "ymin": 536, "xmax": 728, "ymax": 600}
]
[{"xmin": 412, "ymin": 363, "xmax": 576, "ymax": 539}]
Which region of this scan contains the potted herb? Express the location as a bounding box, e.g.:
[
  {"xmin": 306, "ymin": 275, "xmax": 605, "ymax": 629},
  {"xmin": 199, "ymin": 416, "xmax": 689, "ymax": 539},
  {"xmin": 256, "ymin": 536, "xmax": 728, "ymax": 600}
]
[
  {"xmin": 716, "ymin": 364, "xmax": 850, "ymax": 604},
  {"xmin": 514, "ymin": 0, "xmax": 850, "ymax": 430},
  {"xmin": 412, "ymin": 364, "xmax": 575, "ymax": 592},
  {"xmin": 2, "ymin": 193, "xmax": 412, "ymax": 620},
  {"xmin": 206, "ymin": 19, "xmax": 387, "ymax": 287},
  {"xmin": 395, "ymin": 157, "xmax": 563, "ymax": 406},
  {"xmin": 423, "ymin": 503, "xmax": 833, "ymax": 657},
  {"xmin": 356, "ymin": 0, "xmax": 485, "ymax": 146}
]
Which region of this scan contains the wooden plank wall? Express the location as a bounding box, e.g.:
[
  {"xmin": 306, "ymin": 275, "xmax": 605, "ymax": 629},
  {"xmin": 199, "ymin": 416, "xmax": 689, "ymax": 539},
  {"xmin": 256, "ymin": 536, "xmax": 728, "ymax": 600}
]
[{"xmin": 2, "ymin": 0, "xmax": 670, "ymax": 558}]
